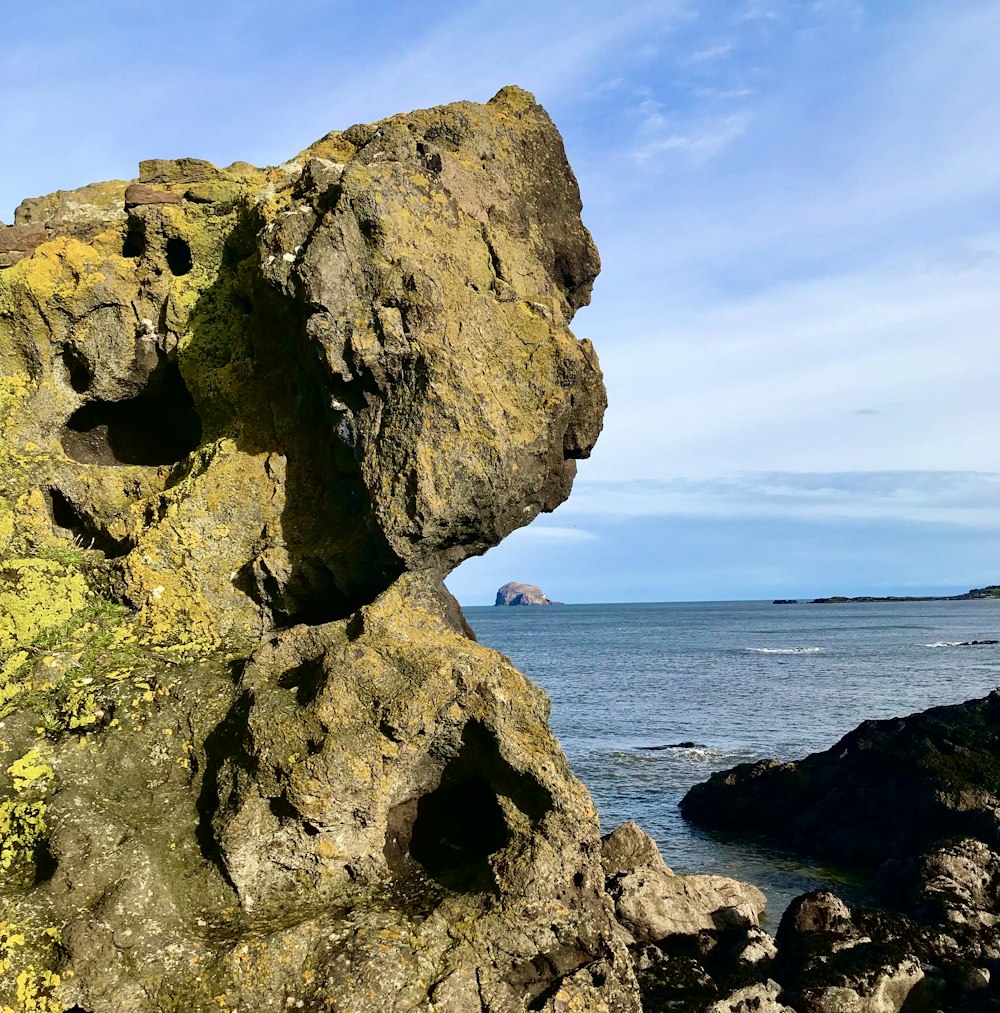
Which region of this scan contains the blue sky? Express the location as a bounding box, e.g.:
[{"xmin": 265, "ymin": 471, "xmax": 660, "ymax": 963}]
[{"xmin": 4, "ymin": 1, "xmax": 999, "ymax": 603}]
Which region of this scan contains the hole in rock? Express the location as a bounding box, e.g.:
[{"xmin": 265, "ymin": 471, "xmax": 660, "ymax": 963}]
[
  {"xmin": 166, "ymin": 237, "xmax": 193, "ymax": 276},
  {"xmin": 392, "ymin": 721, "xmax": 554, "ymax": 893},
  {"xmin": 34, "ymin": 841, "xmax": 57, "ymax": 885},
  {"xmin": 277, "ymin": 656, "xmax": 326, "ymax": 706},
  {"xmin": 195, "ymin": 690, "xmax": 252, "ymax": 886},
  {"xmin": 60, "ymin": 361, "xmax": 201, "ymax": 466},
  {"xmin": 269, "ymin": 794, "xmax": 300, "ymax": 823},
  {"xmin": 46, "ymin": 488, "xmax": 134, "ymax": 558},
  {"xmin": 61, "ymin": 345, "xmax": 93, "ymax": 393},
  {"xmin": 259, "ymin": 554, "xmax": 403, "ymax": 630},
  {"xmin": 409, "ymin": 775, "xmax": 508, "ymax": 890},
  {"xmin": 122, "ymin": 217, "xmax": 146, "ymax": 258}
]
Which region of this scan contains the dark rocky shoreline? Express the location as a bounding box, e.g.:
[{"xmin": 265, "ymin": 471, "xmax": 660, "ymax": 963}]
[{"xmin": 663, "ymin": 690, "xmax": 1000, "ymax": 1012}]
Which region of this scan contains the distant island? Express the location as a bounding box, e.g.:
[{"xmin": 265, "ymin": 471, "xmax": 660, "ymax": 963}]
[
  {"xmin": 773, "ymin": 585, "xmax": 1000, "ymax": 605},
  {"xmin": 494, "ymin": 582, "xmax": 563, "ymax": 606}
]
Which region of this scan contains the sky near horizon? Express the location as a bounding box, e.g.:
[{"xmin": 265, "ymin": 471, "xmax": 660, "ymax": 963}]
[{"xmin": 4, "ymin": 1, "xmax": 999, "ymax": 603}]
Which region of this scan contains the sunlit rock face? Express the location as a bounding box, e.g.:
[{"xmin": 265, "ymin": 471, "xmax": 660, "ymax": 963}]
[{"xmin": 0, "ymin": 88, "xmax": 645, "ymax": 1012}]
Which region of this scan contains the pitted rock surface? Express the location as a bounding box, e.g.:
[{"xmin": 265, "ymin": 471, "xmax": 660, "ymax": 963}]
[
  {"xmin": 0, "ymin": 88, "xmax": 639, "ymax": 1013},
  {"xmin": 0, "ymin": 83, "xmax": 604, "ymax": 648}
]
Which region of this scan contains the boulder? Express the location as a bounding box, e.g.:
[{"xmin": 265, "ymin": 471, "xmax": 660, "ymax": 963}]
[
  {"xmin": 793, "ymin": 959, "xmax": 929, "ymax": 1013},
  {"xmin": 610, "ymin": 874, "xmax": 767, "ymax": 942},
  {"xmin": 874, "ymin": 837, "xmax": 1000, "ymax": 935},
  {"xmin": 774, "ymin": 892, "xmax": 938, "ymax": 1013},
  {"xmin": 601, "ymin": 822, "xmax": 766, "ymax": 942},
  {"xmin": 602, "ymin": 819, "xmax": 674, "ymax": 876},
  {"xmin": 706, "ymin": 980, "xmax": 796, "ymax": 1013}
]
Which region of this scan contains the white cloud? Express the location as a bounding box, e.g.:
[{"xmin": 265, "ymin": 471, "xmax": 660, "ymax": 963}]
[
  {"xmin": 740, "ymin": 5, "xmax": 782, "ymax": 21},
  {"xmin": 578, "ymin": 241, "xmax": 1000, "ymax": 482},
  {"xmin": 686, "ymin": 42, "xmax": 735, "ymax": 63},
  {"xmin": 0, "ymin": 0, "xmax": 697, "ymax": 220}
]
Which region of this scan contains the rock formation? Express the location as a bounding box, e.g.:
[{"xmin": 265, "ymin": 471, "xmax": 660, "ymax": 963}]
[
  {"xmin": 9, "ymin": 78, "xmax": 974, "ymax": 1013},
  {"xmin": 0, "ymin": 87, "xmax": 640, "ymax": 1012},
  {"xmin": 673, "ymin": 693, "xmax": 1000, "ymax": 1013},
  {"xmin": 680, "ymin": 690, "xmax": 1000, "ymax": 866},
  {"xmin": 494, "ymin": 582, "xmax": 560, "ymax": 606}
]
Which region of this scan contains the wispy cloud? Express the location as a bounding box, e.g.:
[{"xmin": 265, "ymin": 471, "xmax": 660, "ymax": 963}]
[
  {"xmin": 0, "ymin": 0, "xmax": 696, "ymax": 219},
  {"xmin": 579, "ymin": 237, "xmax": 1000, "ymax": 482},
  {"xmin": 741, "ymin": 5, "xmax": 782, "ymax": 22},
  {"xmin": 562, "ymin": 471, "xmax": 1000, "ymax": 528},
  {"xmin": 631, "ymin": 112, "xmax": 751, "ymax": 164},
  {"xmin": 686, "ymin": 42, "xmax": 735, "ymax": 63},
  {"xmin": 508, "ymin": 526, "xmax": 598, "ymax": 543}
]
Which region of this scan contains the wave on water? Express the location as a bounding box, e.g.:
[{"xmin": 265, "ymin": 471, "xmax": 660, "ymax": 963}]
[
  {"xmin": 623, "ymin": 744, "xmax": 756, "ymax": 764},
  {"xmin": 611, "ymin": 747, "xmax": 721, "ymax": 764},
  {"xmin": 922, "ymin": 640, "xmax": 999, "ymax": 648},
  {"xmin": 745, "ymin": 646, "xmax": 823, "ymax": 655}
]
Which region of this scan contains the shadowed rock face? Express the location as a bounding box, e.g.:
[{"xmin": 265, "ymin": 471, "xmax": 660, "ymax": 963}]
[
  {"xmin": 0, "ymin": 89, "xmax": 640, "ymax": 1012},
  {"xmin": 672, "ymin": 696, "xmax": 1000, "ymax": 1013}
]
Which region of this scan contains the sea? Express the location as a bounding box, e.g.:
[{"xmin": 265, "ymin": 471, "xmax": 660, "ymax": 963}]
[{"xmin": 464, "ymin": 599, "xmax": 1000, "ymax": 924}]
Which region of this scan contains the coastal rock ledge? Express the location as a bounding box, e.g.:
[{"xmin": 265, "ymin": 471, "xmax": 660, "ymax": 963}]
[
  {"xmin": 678, "ymin": 691, "xmax": 1000, "ymax": 1013},
  {"xmin": 0, "ymin": 87, "xmax": 647, "ymax": 1013}
]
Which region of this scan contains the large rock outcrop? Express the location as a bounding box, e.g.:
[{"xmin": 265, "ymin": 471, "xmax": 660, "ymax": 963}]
[
  {"xmin": 674, "ymin": 694, "xmax": 1000, "ymax": 1012},
  {"xmin": 0, "ymin": 88, "xmax": 637, "ymax": 1012},
  {"xmin": 680, "ymin": 691, "xmax": 1000, "ymax": 866}
]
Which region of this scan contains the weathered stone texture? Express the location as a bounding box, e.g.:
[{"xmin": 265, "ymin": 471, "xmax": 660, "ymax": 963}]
[{"xmin": 0, "ymin": 87, "xmax": 636, "ymax": 1012}]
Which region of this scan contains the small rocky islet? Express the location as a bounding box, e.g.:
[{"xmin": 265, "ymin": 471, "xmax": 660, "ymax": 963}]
[
  {"xmin": 0, "ymin": 83, "xmax": 994, "ymax": 1013},
  {"xmin": 493, "ymin": 582, "xmax": 562, "ymax": 606}
]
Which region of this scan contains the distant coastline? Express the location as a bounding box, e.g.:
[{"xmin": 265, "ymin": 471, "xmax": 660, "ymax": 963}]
[{"xmin": 774, "ymin": 585, "xmax": 1000, "ymax": 605}]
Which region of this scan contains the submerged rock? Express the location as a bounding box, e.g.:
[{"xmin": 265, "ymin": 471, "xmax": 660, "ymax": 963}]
[{"xmin": 0, "ymin": 88, "xmax": 641, "ymax": 1012}]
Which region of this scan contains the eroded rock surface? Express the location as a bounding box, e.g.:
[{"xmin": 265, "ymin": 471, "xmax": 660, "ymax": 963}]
[
  {"xmin": 0, "ymin": 87, "xmax": 638, "ymax": 1013},
  {"xmin": 0, "ymin": 83, "xmax": 604, "ymax": 649}
]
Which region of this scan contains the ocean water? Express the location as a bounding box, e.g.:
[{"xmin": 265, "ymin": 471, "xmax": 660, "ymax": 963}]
[{"xmin": 465, "ymin": 599, "xmax": 1000, "ymax": 923}]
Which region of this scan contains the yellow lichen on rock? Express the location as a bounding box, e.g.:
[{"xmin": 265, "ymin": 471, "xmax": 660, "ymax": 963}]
[
  {"xmin": 0, "ymin": 560, "xmax": 89, "ymax": 653},
  {"xmin": 6, "ymin": 750, "xmax": 52, "ymax": 795},
  {"xmin": 0, "ymin": 89, "xmax": 643, "ymax": 1012},
  {"xmin": 0, "ymin": 921, "xmax": 68, "ymax": 1013}
]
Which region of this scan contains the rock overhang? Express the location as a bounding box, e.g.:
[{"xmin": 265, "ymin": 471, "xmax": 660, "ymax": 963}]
[{"xmin": 0, "ymin": 85, "xmax": 606, "ymax": 648}]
